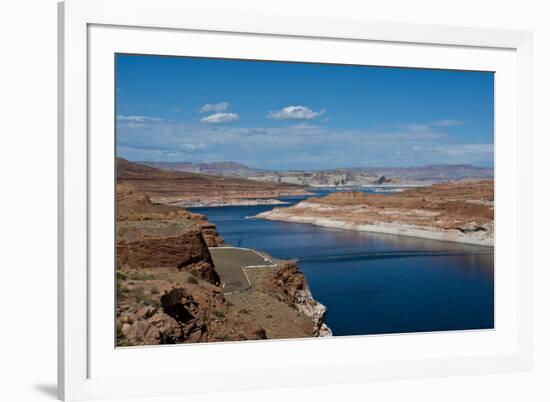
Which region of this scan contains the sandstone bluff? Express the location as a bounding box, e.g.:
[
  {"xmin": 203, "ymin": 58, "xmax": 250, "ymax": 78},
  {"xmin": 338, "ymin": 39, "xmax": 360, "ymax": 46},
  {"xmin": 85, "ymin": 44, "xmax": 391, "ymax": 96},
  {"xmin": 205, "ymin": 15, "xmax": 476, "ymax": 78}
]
[
  {"xmin": 116, "ymin": 179, "xmax": 331, "ymax": 346},
  {"xmin": 256, "ymin": 180, "xmax": 494, "ymax": 246}
]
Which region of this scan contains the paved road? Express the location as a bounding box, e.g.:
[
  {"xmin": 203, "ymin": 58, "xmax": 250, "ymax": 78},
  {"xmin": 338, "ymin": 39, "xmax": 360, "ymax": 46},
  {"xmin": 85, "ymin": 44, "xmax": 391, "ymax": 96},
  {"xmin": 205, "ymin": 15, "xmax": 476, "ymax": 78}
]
[{"xmin": 209, "ymin": 247, "xmax": 276, "ymax": 294}]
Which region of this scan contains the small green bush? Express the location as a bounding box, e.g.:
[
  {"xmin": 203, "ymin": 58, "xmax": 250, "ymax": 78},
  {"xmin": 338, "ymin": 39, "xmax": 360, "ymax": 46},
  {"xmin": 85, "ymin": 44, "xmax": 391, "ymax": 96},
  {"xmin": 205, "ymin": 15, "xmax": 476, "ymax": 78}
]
[
  {"xmin": 121, "ymin": 315, "xmax": 134, "ymax": 325},
  {"xmin": 116, "ymin": 271, "xmax": 128, "ymax": 281},
  {"xmin": 186, "ymin": 276, "xmax": 199, "ymax": 284},
  {"xmin": 116, "ymin": 325, "xmax": 134, "ymax": 347},
  {"xmin": 127, "ymin": 271, "xmax": 155, "ymax": 281}
]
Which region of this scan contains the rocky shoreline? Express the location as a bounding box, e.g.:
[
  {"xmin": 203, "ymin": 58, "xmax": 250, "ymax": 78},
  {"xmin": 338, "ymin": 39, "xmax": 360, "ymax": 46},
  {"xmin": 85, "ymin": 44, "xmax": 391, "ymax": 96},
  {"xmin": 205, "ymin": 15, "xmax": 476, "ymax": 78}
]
[
  {"xmin": 256, "ymin": 180, "xmax": 494, "ymax": 247},
  {"xmin": 256, "ymin": 210, "xmax": 493, "ymax": 246}
]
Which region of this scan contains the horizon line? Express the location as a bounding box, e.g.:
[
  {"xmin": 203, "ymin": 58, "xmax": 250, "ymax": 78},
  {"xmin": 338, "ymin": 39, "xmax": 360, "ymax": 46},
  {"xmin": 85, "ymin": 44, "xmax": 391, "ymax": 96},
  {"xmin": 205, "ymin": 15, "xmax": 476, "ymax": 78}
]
[{"xmin": 121, "ymin": 158, "xmax": 494, "ymax": 172}]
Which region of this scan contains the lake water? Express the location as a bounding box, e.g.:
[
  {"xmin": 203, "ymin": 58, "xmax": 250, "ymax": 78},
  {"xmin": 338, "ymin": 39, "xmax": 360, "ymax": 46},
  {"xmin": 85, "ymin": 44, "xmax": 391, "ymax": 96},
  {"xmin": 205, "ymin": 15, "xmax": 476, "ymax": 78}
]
[{"xmin": 190, "ymin": 190, "xmax": 494, "ymax": 336}]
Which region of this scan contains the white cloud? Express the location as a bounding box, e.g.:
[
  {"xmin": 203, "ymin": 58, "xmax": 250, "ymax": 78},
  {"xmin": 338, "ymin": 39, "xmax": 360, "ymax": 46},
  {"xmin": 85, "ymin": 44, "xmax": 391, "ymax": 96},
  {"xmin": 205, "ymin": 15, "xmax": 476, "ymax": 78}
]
[
  {"xmin": 267, "ymin": 105, "xmax": 325, "ymax": 120},
  {"xmin": 200, "ymin": 112, "xmax": 240, "ymax": 123},
  {"xmin": 431, "ymin": 119, "xmax": 463, "ymax": 127},
  {"xmin": 199, "ymin": 102, "xmax": 230, "ymax": 113},
  {"xmin": 116, "ymin": 115, "xmax": 163, "ymax": 122}
]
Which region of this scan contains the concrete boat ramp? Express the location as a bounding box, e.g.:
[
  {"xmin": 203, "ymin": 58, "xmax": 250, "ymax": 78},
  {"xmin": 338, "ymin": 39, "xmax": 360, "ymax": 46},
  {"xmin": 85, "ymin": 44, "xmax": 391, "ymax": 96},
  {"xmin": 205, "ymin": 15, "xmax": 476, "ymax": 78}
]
[{"xmin": 209, "ymin": 247, "xmax": 278, "ymax": 294}]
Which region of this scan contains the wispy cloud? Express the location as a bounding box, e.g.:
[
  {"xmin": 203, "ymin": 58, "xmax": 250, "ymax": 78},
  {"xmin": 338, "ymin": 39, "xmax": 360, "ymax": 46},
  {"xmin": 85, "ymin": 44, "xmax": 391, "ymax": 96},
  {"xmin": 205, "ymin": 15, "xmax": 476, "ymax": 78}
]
[
  {"xmin": 199, "ymin": 102, "xmax": 230, "ymax": 113},
  {"xmin": 400, "ymin": 123, "xmax": 431, "ymax": 132},
  {"xmin": 115, "ymin": 116, "xmax": 490, "ymax": 169},
  {"xmin": 267, "ymin": 105, "xmax": 325, "ymax": 120},
  {"xmin": 116, "ymin": 115, "xmax": 163, "ymax": 122},
  {"xmin": 394, "ymin": 118, "xmax": 463, "ymax": 133},
  {"xmin": 200, "ymin": 112, "xmax": 240, "ymax": 123},
  {"xmin": 431, "ymin": 119, "xmax": 463, "ymax": 127},
  {"xmin": 433, "ymin": 143, "xmax": 493, "ymax": 156}
]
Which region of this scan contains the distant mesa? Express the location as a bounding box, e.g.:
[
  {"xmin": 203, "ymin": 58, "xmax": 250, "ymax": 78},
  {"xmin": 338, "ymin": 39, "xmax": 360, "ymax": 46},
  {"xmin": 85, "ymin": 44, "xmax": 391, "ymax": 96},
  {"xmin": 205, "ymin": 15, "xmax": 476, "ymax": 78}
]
[
  {"xmin": 116, "ymin": 158, "xmax": 311, "ymax": 206},
  {"xmin": 138, "ymin": 160, "xmax": 494, "ymax": 188}
]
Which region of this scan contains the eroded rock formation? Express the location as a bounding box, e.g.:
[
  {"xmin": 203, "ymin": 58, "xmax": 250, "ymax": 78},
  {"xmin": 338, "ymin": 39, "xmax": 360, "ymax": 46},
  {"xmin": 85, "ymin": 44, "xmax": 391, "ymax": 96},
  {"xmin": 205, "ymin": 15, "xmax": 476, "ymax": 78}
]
[
  {"xmin": 271, "ymin": 262, "xmax": 332, "ymax": 337},
  {"xmin": 116, "ymin": 183, "xmax": 330, "ymax": 346}
]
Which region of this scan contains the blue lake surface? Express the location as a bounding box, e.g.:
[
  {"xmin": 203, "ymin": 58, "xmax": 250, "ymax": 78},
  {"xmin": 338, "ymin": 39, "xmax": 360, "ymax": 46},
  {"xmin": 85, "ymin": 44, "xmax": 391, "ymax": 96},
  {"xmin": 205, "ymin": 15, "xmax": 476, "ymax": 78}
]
[{"xmin": 190, "ymin": 191, "xmax": 494, "ymax": 336}]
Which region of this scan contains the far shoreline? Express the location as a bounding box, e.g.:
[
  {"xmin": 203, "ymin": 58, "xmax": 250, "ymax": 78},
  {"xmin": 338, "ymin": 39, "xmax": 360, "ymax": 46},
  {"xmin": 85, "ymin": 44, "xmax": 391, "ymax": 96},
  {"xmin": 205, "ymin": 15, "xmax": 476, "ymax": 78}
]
[
  {"xmin": 255, "ymin": 212, "xmax": 494, "ymax": 247},
  {"xmin": 175, "ymin": 198, "xmax": 290, "ymax": 208}
]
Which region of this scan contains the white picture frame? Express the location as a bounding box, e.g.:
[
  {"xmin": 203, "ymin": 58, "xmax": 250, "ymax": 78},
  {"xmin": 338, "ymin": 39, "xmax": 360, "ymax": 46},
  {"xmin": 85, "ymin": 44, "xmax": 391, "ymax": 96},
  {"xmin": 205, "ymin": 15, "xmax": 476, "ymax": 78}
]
[{"xmin": 58, "ymin": 0, "xmax": 533, "ymax": 400}]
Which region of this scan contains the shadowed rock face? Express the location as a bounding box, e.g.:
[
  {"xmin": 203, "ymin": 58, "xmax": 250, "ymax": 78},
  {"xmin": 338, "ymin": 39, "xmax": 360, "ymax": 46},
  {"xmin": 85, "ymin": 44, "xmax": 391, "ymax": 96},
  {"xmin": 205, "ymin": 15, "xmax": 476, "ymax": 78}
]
[
  {"xmin": 270, "ymin": 263, "xmax": 332, "ymax": 337},
  {"xmin": 116, "ymin": 183, "xmax": 222, "ymax": 284}
]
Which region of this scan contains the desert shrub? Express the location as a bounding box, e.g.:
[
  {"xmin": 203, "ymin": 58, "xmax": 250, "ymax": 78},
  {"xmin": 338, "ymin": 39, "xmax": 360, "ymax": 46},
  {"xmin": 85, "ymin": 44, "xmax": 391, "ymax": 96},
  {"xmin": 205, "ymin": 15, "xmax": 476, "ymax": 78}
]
[
  {"xmin": 130, "ymin": 287, "xmax": 145, "ymax": 300},
  {"xmin": 213, "ymin": 310, "xmax": 225, "ymax": 318},
  {"xmin": 121, "ymin": 315, "xmax": 134, "ymax": 325},
  {"xmin": 116, "ymin": 325, "xmax": 134, "ymax": 347},
  {"xmin": 119, "ymin": 286, "xmax": 131, "ymax": 294},
  {"xmin": 116, "ymin": 271, "xmax": 128, "ymax": 281},
  {"xmin": 143, "ymin": 294, "xmax": 160, "ymax": 308},
  {"xmin": 126, "ymin": 287, "xmax": 159, "ymax": 307},
  {"xmin": 238, "ymin": 309, "xmax": 249, "ymax": 314},
  {"xmin": 186, "ymin": 276, "xmax": 199, "ymax": 284},
  {"xmin": 127, "ymin": 271, "xmax": 155, "ymax": 281}
]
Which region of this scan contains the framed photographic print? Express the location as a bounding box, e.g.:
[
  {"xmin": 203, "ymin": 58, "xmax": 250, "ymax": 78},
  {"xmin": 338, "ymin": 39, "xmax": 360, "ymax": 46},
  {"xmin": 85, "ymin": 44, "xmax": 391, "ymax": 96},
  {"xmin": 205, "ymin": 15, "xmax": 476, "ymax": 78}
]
[{"xmin": 58, "ymin": 0, "xmax": 533, "ymax": 400}]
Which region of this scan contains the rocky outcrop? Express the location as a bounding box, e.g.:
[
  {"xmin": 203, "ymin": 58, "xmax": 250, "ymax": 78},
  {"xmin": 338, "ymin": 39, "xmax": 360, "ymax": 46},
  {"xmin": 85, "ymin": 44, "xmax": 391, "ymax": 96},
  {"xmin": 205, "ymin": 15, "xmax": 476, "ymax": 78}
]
[
  {"xmin": 271, "ymin": 262, "xmax": 332, "ymax": 337},
  {"xmin": 116, "ymin": 183, "xmax": 222, "ymax": 284},
  {"xmin": 116, "ymin": 184, "xmax": 329, "ymax": 346},
  {"xmin": 374, "ymin": 175, "xmax": 391, "ymax": 185},
  {"xmin": 257, "ymin": 180, "xmax": 494, "ymax": 246},
  {"xmin": 198, "ymin": 222, "xmax": 224, "ymax": 247},
  {"xmin": 118, "ymin": 283, "xmax": 268, "ymax": 346},
  {"xmin": 119, "ymin": 308, "xmax": 183, "ymax": 346}
]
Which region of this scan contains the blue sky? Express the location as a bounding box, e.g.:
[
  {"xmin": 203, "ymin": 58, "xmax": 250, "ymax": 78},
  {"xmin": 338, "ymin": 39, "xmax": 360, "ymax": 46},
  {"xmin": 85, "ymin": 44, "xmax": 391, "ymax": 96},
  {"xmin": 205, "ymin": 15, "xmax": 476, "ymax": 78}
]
[{"xmin": 116, "ymin": 54, "xmax": 494, "ymax": 170}]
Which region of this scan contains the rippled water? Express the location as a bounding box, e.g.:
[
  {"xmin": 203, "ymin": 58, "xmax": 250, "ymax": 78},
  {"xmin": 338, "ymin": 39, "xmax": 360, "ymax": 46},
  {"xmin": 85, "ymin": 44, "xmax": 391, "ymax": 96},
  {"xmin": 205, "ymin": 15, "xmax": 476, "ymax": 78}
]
[{"xmin": 190, "ymin": 192, "xmax": 494, "ymax": 336}]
